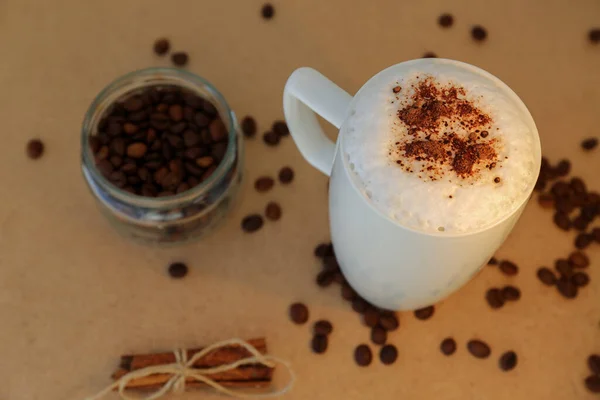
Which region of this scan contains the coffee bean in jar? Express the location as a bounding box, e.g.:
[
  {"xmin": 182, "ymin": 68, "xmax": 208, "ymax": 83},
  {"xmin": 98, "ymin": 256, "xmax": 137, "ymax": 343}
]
[{"xmin": 81, "ymin": 68, "xmax": 243, "ymax": 244}]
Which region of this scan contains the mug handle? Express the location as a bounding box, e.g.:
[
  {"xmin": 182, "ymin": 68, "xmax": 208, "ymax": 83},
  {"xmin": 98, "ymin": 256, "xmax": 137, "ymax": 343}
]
[{"xmin": 283, "ymin": 68, "xmax": 353, "ymax": 176}]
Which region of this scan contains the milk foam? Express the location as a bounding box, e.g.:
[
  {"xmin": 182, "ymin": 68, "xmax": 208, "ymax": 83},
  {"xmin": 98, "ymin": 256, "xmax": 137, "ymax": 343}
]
[{"xmin": 342, "ymin": 59, "xmax": 538, "ymax": 234}]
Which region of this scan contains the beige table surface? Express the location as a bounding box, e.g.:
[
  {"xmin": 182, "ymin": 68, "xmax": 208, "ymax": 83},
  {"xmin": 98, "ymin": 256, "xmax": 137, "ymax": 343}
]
[{"xmin": 1, "ymin": 0, "xmax": 599, "ymax": 399}]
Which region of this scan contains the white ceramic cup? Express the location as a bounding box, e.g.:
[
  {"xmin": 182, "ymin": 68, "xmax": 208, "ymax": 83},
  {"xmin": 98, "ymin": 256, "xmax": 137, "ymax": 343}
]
[{"xmin": 283, "ymin": 59, "xmax": 541, "ymax": 310}]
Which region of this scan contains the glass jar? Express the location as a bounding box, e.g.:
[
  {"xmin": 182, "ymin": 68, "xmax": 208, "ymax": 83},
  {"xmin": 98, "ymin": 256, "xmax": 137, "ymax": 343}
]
[{"xmin": 81, "ymin": 68, "xmax": 243, "ymax": 244}]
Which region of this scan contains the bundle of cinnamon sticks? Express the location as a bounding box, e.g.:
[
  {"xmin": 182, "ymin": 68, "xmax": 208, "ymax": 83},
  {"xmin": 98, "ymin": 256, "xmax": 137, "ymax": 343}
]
[{"xmin": 111, "ymin": 338, "xmax": 273, "ymax": 391}]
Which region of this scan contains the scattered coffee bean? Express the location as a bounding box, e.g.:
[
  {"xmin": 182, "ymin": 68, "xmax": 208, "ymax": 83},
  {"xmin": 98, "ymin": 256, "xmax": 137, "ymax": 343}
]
[
  {"xmin": 585, "ymin": 375, "xmax": 600, "ymax": 393},
  {"xmin": 557, "ymin": 277, "xmax": 578, "ymax": 299},
  {"xmin": 499, "ymin": 260, "xmax": 519, "ymax": 276},
  {"xmin": 379, "ymin": 313, "xmax": 399, "ymax": 331},
  {"xmin": 341, "ymin": 283, "xmax": 356, "ymax": 301},
  {"xmin": 501, "ymin": 286, "xmax": 521, "ymax": 301},
  {"xmin": 354, "ymin": 344, "xmax": 373, "ymax": 367},
  {"xmin": 289, "ymin": 302, "xmax": 309, "ymax": 324},
  {"xmin": 537, "ymin": 267, "xmax": 557, "ymax": 286},
  {"xmin": 569, "ymin": 251, "xmax": 590, "ymax": 268},
  {"xmin": 272, "ymin": 121, "xmax": 289, "ymax": 137},
  {"xmin": 440, "ymin": 338, "xmax": 457, "ymax": 356},
  {"xmin": 575, "ymin": 233, "xmax": 593, "ymax": 250},
  {"xmin": 371, "ymin": 326, "xmax": 387, "ymax": 345},
  {"xmin": 499, "ymin": 351, "xmax": 517, "ymax": 371},
  {"xmin": 265, "ymin": 201, "xmax": 282, "ymax": 221},
  {"xmin": 553, "ymin": 211, "xmax": 571, "ymax": 231},
  {"xmin": 572, "ymin": 272, "xmax": 590, "ymax": 287},
  {"xmin": 555, "ymin": 159, "xmax": 571, "ymax": 176},
  {"xmin": 311, "ymin": 334, "xmax": 328, "ymax": 354},
  {"xmin": 26, "ymin": 139, "xmax": 45, "ymax": 159},
  {"xmin": 313, "ymin": 320, "xmax": 333, "ymax": 336},
  {"xmin": 414, "ymin": 305, "xmax": 435, "ymax": 320},
  {"xmin": 589, "ymin": 28, "xmax": 600, "ymax": 44},
  {"xmin": 261, "ymin": 3, "xmax": 275, "ymax": 19},
  {"xmin": 316, "ymin": 270, "xmax": 335, "ymax": 287},
  {"xmin": 314, "ymin": 243, "xmax": 330, "ymax": 258},
  {"xmin": 471, "ymin": 25, "xmax": 487, "ymax": 41},
  {"xmin": 363, "ymin": 308, "xmax": 380, "ymax": 327},
  {"xmin": 581, "ymin": 137, "xmax": 598, "ymax": 150},
  {"xmin": 485, "ymin": 288, "xmax": 505, "ymax": 309},
  {"xmin": 241, "ymin": 116, "xmax": 257, "ymax": 138},
  {"xmin": 241, "ymin": 214, "xmax": 264, "ymax": 233},
  {"xmin": 537, "ymin": 193, "xmax": 555, "ymax": 209},
  {"xmin": 588, "ymin": 354, "xmax": 600, "ymax": 375},
  {"xmin": 171, "ymin": 52, "xmax": 189, "ymax": 67},
  {"xmin": 438, "ymin": 13, "xmax": 454, "ymax": 28},
  {"xmin": 352, "ymin": 297, "xmax": 369, "ymax": 313},
  {"xmin": 153, "ymin": 38, "xmax": 170, "ymax": 55},
  {"xmin": 254, "ymin": 176, "xmax": 275, "ymax": 192},
  {"xmin": 278, "ymin": 166, "xmax": 294, "ymax": 184},
  {"xmin": 488, "ymin": 257, "xmax": 498, "ymax": 265},
  {"xmin": 263, "ymin": 131, "xmax": 280, "ymax": 146},
  {"xmin": 467, "ymin": 339, "xmax": 491, "ymax": 359},
  {"xmin": 423, "ymin": 52, "xmax": 437, "ymax": 58},
  {"xmin": 323, "ymin": 255, "xmax": 339, "ymax": 270},
  {"xmin": 168, "ymin": 262, "xmax": 188, "ymax": 278},
  {"xmin": 555, "ymin": 259, "xmax": 573, "ymax": 277},
  {"xmin": 379, "ymin": 344, "xmax": 398, "ymax": 365}
]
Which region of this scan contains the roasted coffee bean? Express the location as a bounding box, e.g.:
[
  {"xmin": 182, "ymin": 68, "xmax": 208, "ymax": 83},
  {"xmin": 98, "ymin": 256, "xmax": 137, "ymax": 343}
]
[
  {"xmin": 168, "ymin": 262, "xmax": 188, "ymax": 278},
  {"xmin": 571, "ymin": 272, "xmax": 590, "ymax": 287},
  {"xmin": 109, "ymin": 156, "xmax": 123, "ymax": 168},
  {"xmin": 581, "ymin": 137, "xmax": 598, "ymax": 151},
  {"xmin": 570, "ymin": 177, "xmax": 586, "ymax": 195},
  {"xmin": 440, "ymin": 338, "xmax": 457, "ymax": 356},
  {"xmin": 211, "ymin": 142, "xmax": 227, "ymax": 161},
  {"xmin": 555, "ymin": 259, "xmax": 573, "ymax": 277},
  {"xmin": 555, "ymin": 159, "xmax": 571, "ymax": 176},
  {"xmin": 371, "ymin": 326, "xmax": 387, "ymax": 345},
  {"xmin": 254, "ymin": 176, "xmax": 275, "ymax": 192},
  {"xmin": 176, "ymin": 183, "xmax": 190, "ymax": 194},
  {"xmin": 488, "ymin": 257, "xmax": 498, "ymax": 265},
  {"xmin": 263, "ymin": 131, "xmax": 280, "ymax": 146},
  {"xmin": 422, "ymin": 51, "xmax": 437, "ymax": 58},
  {"xmin": 354, "ymin": 344, "xmax": 372, "ymax": 367},
  {"xmin": 553, "ymin": 211, "xmax": 571, "ymax": 231},
  {"xmin": 467, "ymin": 340, "xmax": 491, "ymax": 359},
  {"xmin": 314, "ymin": 320, "xmax": 333, "ymax": 336},
  {"xmin": 414, "ymin": 306, "xmax": 435, "ymax": 320},
  {"xmin": 261, "ymin": 3, "xmax": 274, "ymax": 19},
  {"xmin": 241, "ymin": 116, "xmax": 257, "ymax": 138},
  {"xmin": 333, "ymin": 271, "xmax": 345, "ymax": 284},
  {"xmin": 341, "ymin": 283, "xmax": 356, "ymax": 301},
  {"xmin": 537, "ymin": 267, "xmax": 557, "ymax": 286},
  {"xmin": 323, "ymin": 256, "xmax": 337, "ymax": 273},
  {"xmin": 589, "ymin": 28, "xmax": 600, "ymax": 44},
  {"xmin": 379, "ymin": 344, "xmax": 398, "ymax": 365},
  {"xmin": 241, "ymin": 214, "xmax": 263, "ymax": 233},
  {"xmin": 593, "ymin": 227, "xmax": 600, "ymax": 243},
  {"xmin": 311, "ymin": 334, "xmax": 328, "ymax": 354},
  {"xmin": 363, "ymin": 308, "xmax": 380, "ymax": 327},
  {"xmin": 26, "ymin": 139, "xmax": 44, "ymax": 159},
  {"xmin": 499, "ymin": 351, "xmax": 517, "ymax": 371},
  {"xmin": 557, "ymin": 277, "xmax": 578, "ymax": 299},
  {"xmin": 499, "ymin": 260, "xmax": 518, "ymax": 276},
  {"xmin": 278, "ymin": 166, "xmax": 294, "ymax": 184},
  {"xmin": 585, "ymin": 375, "xmax": 600, "ymax": 393},
  {"xmin": 316, "ymin": 270, "xmax": 335, "ymax": 287},
  {"xmin": 501, "ymin": 286, "xmax": 521, "ymax": 301},
  {"xmin": 486, "ymin": 288, "xmax": 505, "ymax": 309},
  {"xmin": 575, "ymin": 233, "xmax": 593, "ymax": 250},
  {"xmin": 209, "ymin": 119, "xmax": 227, "ymax": 142},
  {"xmin": 352, "ymin": 297, "xmax": 369, "ymax": 313},
  {"xmin": 471, "ymin": 25, "xmax": 487, "ymax": 41},
  {"xmin": 109, "ymin": 171, "xmax": 127, "ymax": 188},
  {"xmin": 572, "ymin": 216, "xmax": 589, "ymax": 232},
  {"xmin": 272, "ymin": 121, "xmax": 289, "ymax": 137},
  {"xmin": 289, "ymin": 302, "xmax": 309, "ymax": 324},
  {"xmin": 96, "ymin": 159, "xmax": 113, "ymax": 177},
  {"xmin": 379, "ymin": 313, "xmax": 399, "ymax": 331},
  {"xmin": 569, "ymin": 251, "xmax": 590, "ymax": 268},
  {"xmin": 438, "ymin": 13, "xmax": 454, "ymax": 28},
  {"xmin": 153, "ymin": 38, "xmax": 170, "ymax": 55},
  {"xmin": 201, "ymin": 165, "xmax": 216, "ymax": 181},
  {"xmin": 124, "ymin": 96, "xmax": 144, "ymax": 112},
  {"xmin": 314, "ymin": 243, "xmax": 330, "ymax": 258},
  {"xmin": 126, "ymin": 142, "xmax": 147, "ymax": 158},
  {"xmin": 171, "ymin": 52, "xmax": 189, "ymax": 66},
  {"xmin": 168, "ymin": 104, "xmax": 183, "ymax": 122},
  {"xmin": 265, "ymin": 202, "xmax": 282, "ymax": 221},
  {"xmin": 588, "ymin": 354, "xmax": 600, "ymax": 375},
  {"xmin": 537, "ymin": 193, "xmax": 554, "ymax": 209},
  {"xmin": 196, "ymin": 156, "xmax": 214, "ymax": 168}
]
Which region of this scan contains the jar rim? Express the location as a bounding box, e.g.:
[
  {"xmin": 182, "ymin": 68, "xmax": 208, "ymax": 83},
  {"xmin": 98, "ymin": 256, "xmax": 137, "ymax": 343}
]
[{"xmin": 81, "ymin": 67, "xmax": 238, "ymax": 209}]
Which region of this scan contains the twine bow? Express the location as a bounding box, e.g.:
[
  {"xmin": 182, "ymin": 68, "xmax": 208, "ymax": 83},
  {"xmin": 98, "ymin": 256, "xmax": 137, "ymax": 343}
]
[{"xmin": 85, "ymin": 338, "xmax": 294, "ymax": 400}]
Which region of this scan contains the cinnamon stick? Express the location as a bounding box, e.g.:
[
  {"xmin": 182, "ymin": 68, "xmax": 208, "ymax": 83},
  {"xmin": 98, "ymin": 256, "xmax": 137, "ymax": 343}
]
[
  {"xmin": 117, "ymin": 338, "xmax": 267, "ymax": 373},
  {"xmin": 112, "ymin": 364, "xmax": 273, "ymax": 382},
  {"xmin": 134, "ymin": 380, "xmax": 271, "ymax": 391},
  {"xmin": 112, "ymin": 369, "xmax": 272, "ymax": 388}
]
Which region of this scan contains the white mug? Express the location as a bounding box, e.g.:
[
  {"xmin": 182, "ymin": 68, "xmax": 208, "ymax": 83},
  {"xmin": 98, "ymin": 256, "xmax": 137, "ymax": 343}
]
[{"xmin": 283, "ymin": 59, "xmax": 541, "ymax": 310}]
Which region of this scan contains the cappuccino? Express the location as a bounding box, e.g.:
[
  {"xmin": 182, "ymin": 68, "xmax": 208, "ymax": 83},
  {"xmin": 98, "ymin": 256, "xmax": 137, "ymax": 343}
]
[{"xmin": 342, "ymin": 60, "xmax": 537, "ymax": 234}]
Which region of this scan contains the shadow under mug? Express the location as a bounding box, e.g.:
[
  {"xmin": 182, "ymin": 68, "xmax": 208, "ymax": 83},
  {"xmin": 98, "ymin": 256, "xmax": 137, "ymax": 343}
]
[{"xmin": 283, "ymin": 59, "xmax": 541, "ymax": 310}]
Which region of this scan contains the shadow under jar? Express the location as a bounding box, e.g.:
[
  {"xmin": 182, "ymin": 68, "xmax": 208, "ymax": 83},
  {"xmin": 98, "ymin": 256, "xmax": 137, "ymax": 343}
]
[{"xmin": 81, "ymin": 68, "xmax": 243, "ymax": 244}]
